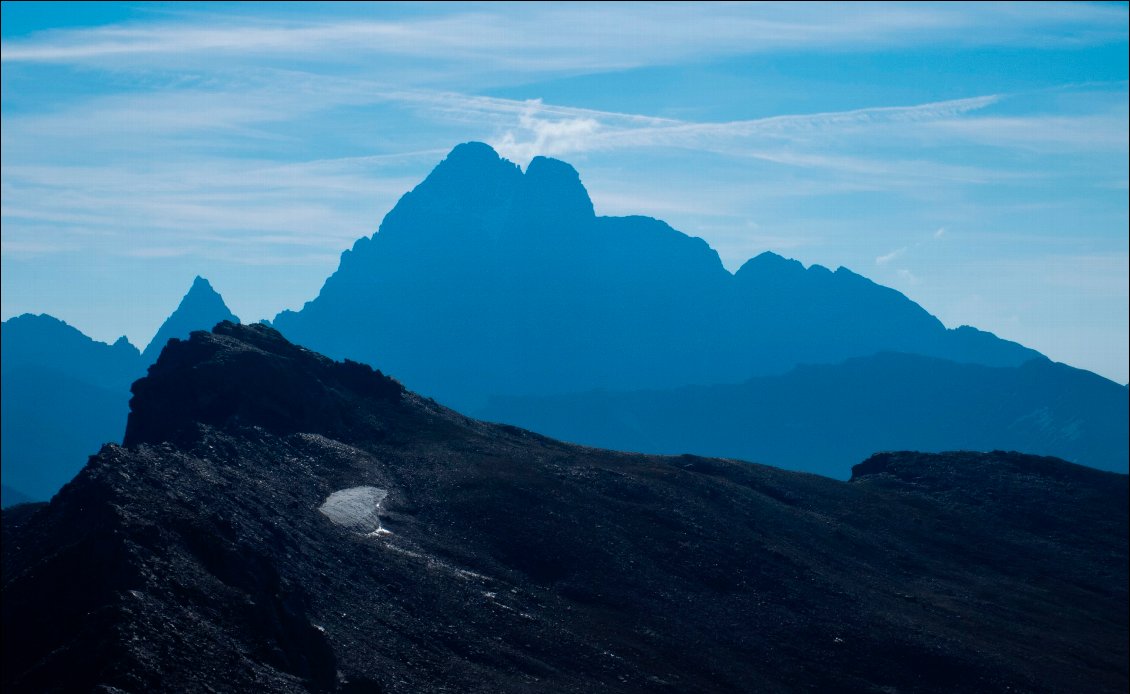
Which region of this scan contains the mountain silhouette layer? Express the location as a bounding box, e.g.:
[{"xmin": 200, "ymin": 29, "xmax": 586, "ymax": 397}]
[
  {"xmin": 273, "ymin": 142, "xmax": 1039, "ymax": 411},
  {"xmin": 141, "ymin": 275, "xmax": 239, "ymax": 364},
  {"xmin": 481, "ymin": 351, "xmax": 1130, "ymax": 477},
  {"xmin": 0, "ymin": 484, "xmax": 33, "ymax": 508},
  {"xmin": 1, "ymin": 278, "xmax": 239, "ymax": 505},
  {"xmin": 0, "ymin": 314, "xmax": 143, "ymax": 503},
  {"xmin": 3, "ymin": 323, "xmax": 1126, "ymax": 693}
]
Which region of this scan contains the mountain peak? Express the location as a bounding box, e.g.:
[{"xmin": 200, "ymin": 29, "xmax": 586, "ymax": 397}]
[
  {"xmin": 141, "ymin": 276, "xmax": 239, "ymax": 364},
  {"xmin": 523, "ymin": 155, "xmax": 594, "ymax": 220},
  {"xmin": 446, "ymin": 140, "xmax": 503, "ymax": 165},
  {"xmin": 425, "ymin": 141, "xmax": 521, "ymax": 186},
  {"xmin": 188, "ymin": 275, "xmax": 214, "ymax": 293},
  {"xmin": 734, "ymin": 251, "xmax": 807, "ymax": 285},
  {"xmin": 1, "ymin": 312, "xmax": 143, "ymax": 388}
]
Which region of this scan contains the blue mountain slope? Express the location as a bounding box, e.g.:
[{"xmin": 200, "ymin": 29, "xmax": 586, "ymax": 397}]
[
  {"xmin": 1, "ymin": 314, "xmax": 143, "ymax": 390},
  {"xmin": 274, "ymin": 142, "xmax": 1039, "ymax": 411},
  {"xmin": 0, "ymin": 315, "xmax": 143, "ymax": 503},
  {"xmin": 1, "ymin": 278, "xmax": 240, "ymax": 502},
  {"xmin": 480, "ymin": 352, "xmax": 1129, "ymax": 478},
  {"xmin": 142, "ymin": 276, "xmax": 239, "ymax": 364}
]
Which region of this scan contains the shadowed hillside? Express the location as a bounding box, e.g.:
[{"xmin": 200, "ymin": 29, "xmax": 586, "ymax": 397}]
[{"xmin": 3, "ymin": 323, "xmax": 1125, "ymax": 693}]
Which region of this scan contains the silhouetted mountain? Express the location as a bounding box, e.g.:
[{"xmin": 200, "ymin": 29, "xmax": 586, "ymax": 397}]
[
  {"xmin": 1, "ymin": 365, "xmax": 132, "ymax": 504},
  {"xmin": 3, "ymin": 323, "xmax": 1126, "ymax": 692},
  {"xmin": 142, "ymin": 275, "xmax": 239, "ymax": 364},
  {"xmin": 0, "ymin": 484, "xmax": 33, "ymax": 508},
  {"xmin": 482, "ymin": 351, "xmax": 1129, "ymax": 478},
  {"xmin": 729, "ymin": 252, "xmax": 1039, "ymax": 374},
  {"xmin": 2, "ymin": 278, "xmax": 238, "ymax": 503},
  {"xmin": 1, "ymin": 315, "xmax": 143, "ymax": 503},
  {"xmin": 273, "ymin": 142, "xmax": 1039, "ymax": 410},
  {"xmin": 1, "ymin": 314, "xmax": 142, "ymax": 390}
]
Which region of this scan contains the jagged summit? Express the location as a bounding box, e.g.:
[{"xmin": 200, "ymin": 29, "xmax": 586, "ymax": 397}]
[
  {"xmin": 523, "ymin": 154, "xmax": 595, "ymax": 220},
  {"xmin": 127, "ymin": 322, "xmax": 403, "ymax": 448},
  {"xmin": 441, "ymin": 140, "xmax": 511, "ymax": 171},
  {"xmin": 141, "ymin": 275, "xmax": 239, "ymax": 364},
  {"xmin": 411, "ymin": 142, "xmax": 522, "ymax": 207},
  {"xmin": 380, "ymin": 142, "xmax": 593, "ymax": 240},
  {"xmin": 271, "ymin": 144, "xmax": 1042, "ymax": 412}
]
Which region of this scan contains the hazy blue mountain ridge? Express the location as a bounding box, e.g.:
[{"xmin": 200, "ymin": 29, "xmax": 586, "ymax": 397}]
[
  {"xmin": 481, "ymin": 351, "xmax": 1129, "ymax": 477},
  {"xmin": 273, "ymin": 142, "xmax": 1039, "ymax": 411},
  {"xmin": 1, "ymin": 278, "xmax": 239, "ymax": 505},
  {"xmin": 1, "ymin": 313, "xmax": 143, "ymax": 390}
]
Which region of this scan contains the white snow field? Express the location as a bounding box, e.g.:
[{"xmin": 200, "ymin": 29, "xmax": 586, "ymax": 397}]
[{"xmin": 318, "ymin": 486, "xmax": 389, "ymax": 535}]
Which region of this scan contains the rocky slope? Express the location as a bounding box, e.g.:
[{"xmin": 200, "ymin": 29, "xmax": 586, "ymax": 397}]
[{"xmin": 2, "ymin": 323, "xmax": 1125, "ymax": 693}]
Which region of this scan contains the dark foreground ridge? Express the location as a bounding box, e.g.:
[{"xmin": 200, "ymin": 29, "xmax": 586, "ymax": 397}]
[{"xmin": 3, "ymin": 323, "xmax": 1127, "ymax": 693}]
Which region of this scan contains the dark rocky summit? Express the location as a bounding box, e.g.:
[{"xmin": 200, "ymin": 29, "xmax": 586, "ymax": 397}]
[{"xmin": 3, "ymin": 323, "xmax": 1126, "ymax": 693}]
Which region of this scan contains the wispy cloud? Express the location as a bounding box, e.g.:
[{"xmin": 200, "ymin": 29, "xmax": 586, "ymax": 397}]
[
  {"xmin": 487, "ymin": 94, "xmax": 1005, "ymax": 165},
  {"xmin": 3, "ymin": 3, "xmax": 1125, "ymax": 72},
  {"xmin": 896, "ymin": 268, "xmax": 921, "ymax": 285},
  {"xmin": 876, "ymin": 247, "xmax": 907, "ymax": 265},
  {"xmin": 0, "ymin": 155, "xmax": 431, "ymax": 262},
  {"xmin": 3, "ymin": 78, "xmax": 1123, "ymax": 268}
]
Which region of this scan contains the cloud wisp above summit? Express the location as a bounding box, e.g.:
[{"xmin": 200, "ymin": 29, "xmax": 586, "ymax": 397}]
[{"xmin": 1, "ymin": 2, "xmax": 1127, "ymax": 383}]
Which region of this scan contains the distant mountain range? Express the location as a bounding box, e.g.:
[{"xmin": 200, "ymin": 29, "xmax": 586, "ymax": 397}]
[
  {"xmin": 273, "ymin": 142, "xmax": 1038, "ymax": 411},
  {"xmin": 4, "ymin": 322, "xmax": 1125, "ymax": 692},
  {"xmin": 271, "ymin": 143, "xmax": 1124, "ymax": 475},
  {"xmin": 2, "ymin": 143, "xmax": 1125, "ymax": 503},
  {"xmin": 1, "ymin": 277, "xmax": 238, "ymax": 504},
  {"xmin": 483, "ymin": 351, "xmax": 1129, "ymax": 476}
]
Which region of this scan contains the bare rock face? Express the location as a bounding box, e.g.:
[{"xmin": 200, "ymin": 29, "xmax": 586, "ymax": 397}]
[{"xmin": 3, "ymin": 323, "xmax": 1127, "ymax": 693}]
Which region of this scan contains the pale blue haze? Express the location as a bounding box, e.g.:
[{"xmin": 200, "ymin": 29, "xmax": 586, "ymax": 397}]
[{"xmin": 2, "ymin": 1, "xmax": 1127, "ymax": 381}]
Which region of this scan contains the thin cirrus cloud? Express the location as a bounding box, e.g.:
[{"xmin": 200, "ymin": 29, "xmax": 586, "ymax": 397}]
[
  {"xmin": 487, "ymin": 94, "xmax": 1003, "ymax": 160},
  {"xmin": 876, "ymin": 248, "xmax": 907, "ymax": 266},
  {"xmin": 2, "ymin": 79, "xmax": 1124, "ymax": 268},
  {"xmin": 1, "ymin": 2, "xmax": 1126, "ymax": 72}
]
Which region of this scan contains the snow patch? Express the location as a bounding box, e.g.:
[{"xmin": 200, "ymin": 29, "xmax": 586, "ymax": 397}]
[{"xmin": 318, "ymin": 486, "xmax": 389, "ymax": 536}]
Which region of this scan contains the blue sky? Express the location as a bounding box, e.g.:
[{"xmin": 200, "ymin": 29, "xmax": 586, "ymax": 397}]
[{"xmin": 2, "ymin": 1, "xmax": 1127, "ymax": 382}]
